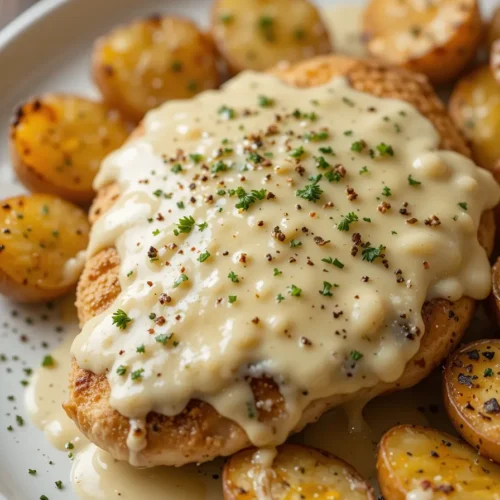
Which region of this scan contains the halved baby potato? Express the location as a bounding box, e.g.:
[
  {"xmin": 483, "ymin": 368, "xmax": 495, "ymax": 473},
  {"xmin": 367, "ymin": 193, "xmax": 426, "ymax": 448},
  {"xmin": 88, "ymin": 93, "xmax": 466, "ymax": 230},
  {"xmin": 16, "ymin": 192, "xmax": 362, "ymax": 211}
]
[
  {"xmin": 363, "ymin": 0, "xmax": 482, "ymax": 85},
  {"xmin": 444, "ymin": 339, "xmax": 500, "ymax": 463},
  {"xmin": 211, "ymin": 0, "xmax": 332, "ymax": 74},
  {"xmin": 377, "ymin": 425, "xmax": 500, "ymax": 499},
  {"xmin": 10, "ymin": 95, "xmax": 129, "ymax": 206},
  {"xmin": 0, "ymin": 194, "xmax": 89, "ymax": 303},
  {"xmin": 449, "ymin": 65, "xmax": 500, "ymax": 181},
  {"xmin": 223, "ymin": 444, "xmax": 374, "ymax": 500},
  {"xmin": 92, "ymin": 15, "xmax": 220, "ymax": 122},
  {"xmin": 487, "ymin": 7, "xmax": 500, "ymax": 50}
]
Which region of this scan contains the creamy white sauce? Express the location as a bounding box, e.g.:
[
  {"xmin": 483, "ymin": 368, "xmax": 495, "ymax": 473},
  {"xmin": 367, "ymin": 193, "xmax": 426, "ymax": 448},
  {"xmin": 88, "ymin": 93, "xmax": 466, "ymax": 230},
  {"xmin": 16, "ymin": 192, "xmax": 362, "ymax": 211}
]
[
  {"xmin": 71, "ymin": 70, "xmax": 499, "ymax": 457},
  {"xmin": 322, "ymin": 4, "xmax": 367, "ymax": 58}
]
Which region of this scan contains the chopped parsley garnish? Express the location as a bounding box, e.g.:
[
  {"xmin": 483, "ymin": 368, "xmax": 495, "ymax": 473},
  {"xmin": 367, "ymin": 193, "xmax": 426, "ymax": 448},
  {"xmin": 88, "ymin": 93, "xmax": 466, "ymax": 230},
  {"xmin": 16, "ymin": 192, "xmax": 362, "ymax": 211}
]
[
  {"xmin": 152, "ymin": 229, "xmax": 160, "ymax": 236},
  {"xmin": 382, "ymin": 186, "xmax": 391, "ymax": 197},
  {"xmin": 218, "ymin": 105, "xmax": 236, "ymax": 120},
  {"xmin": 189, "ymin": 153, "xmax": 204, "ymax": 163},
  {"xmin": 408, "ymin": 175, "xmax": 421, "ymax": 186},
  {"xmin": 55, "ymin": 481, "xmax": 63, "ymax": 490},
  {"xmin": 228, "ymin": 295, "xmax": 237, "ymax": 303},
  {"xmin": 288, "ymin": 284, "xmax": 302, "ymax": 297},
  {"xmin": 304, "ymin": 131, "xmax": 329, "ymax": 142},
  {"xmin": 28, "ymin": 469, "xmax": 36, "ymax": 475},
  {"xmin": 112, "ymin": 309, "xmax": 132, "ymax": 330},
  {"xmin": 458, "ymin": 202, "xmax": 468, "ymax": 210},
  {"xmin": 363, "ymin": 217, "xmax": 371, "ymax": 222},
  {"xmin": 155, "ymin": 333, "xmax": 173, "ymax": 345},
  {"xmin": 289, "ymin": 239, "xmax": 302, "ymax": 248},
  {"xmin": 325, "ymin": 170, "xmax": 341, "ymax": 183},
  {"xmin": 315, "ymin": 156, "xmax": 330, "ymax": 169},
  {"xmin": 319, "ymin": 146, "xmax": 334, "ymax": 154},
  {"xmin": 171, "ymin": 163, "xmax": 183, "ymax": 173},
  {"xmin": 484, "ymin": 368, "xmax": 494, "ymax": 377},
  {"xmin": 276, "ymin": 293, "xmax": 285, "ymax": 303},
  {"xmin": 296, "ymin": 181, "xmax": 323, "ymax": 202},
  {"xmin": 351, "ymin": 141, "xmax": 364, "ymax": 152},
  {"xmin": 290, "ymin": 146, "xmax": 305, "ymax": 158},
  {"xmin": 342, "ymin": 96, "xmax": 355, "ymax": 107},
  {"xmin": 359, "ymin": 166, "xmax": 369, "ymax": 174},
  {"xmin": 174, "ymin": 215, "xmax": 195, "ymax": 235},
  {"xmin": 247, "ymin": 151, "xmax": 264, "ymax": 164},
  {"xmin": 320, "ymin": 281, "xmax": 334, "ymax": 296},
  {"xmin": 273, "ymin": 268, "xmax": 282, "ymax": 276},
  {"xmin": 136, "ymin": 344, "xmax": 145, "ymax": 353},
  {"xmin": 322, "ymin": 257, "xmax": 344, "ymax": 268},
  {"xmin": 228, "ymin": 271, "xmax": 239, "ymax": 283},
  {"xmin": 177, "ymin": 201, "xmax": 185, "ymax": 209},
  {"xmin": 16, "ymin": 415, "xmax": 24, "ymax": 426},
  {"xmin": 258, "ymin": 95, "xmax": 275, "ymax": 107},
  {"xmin": 41, "ymin": 355, "xmax": 55, "ymax": 367},
  {"xmin": 361, "ymin": 245, "xmax": 386, "ymax": 263},
  {"xmin": 211, "ymin": 160, "xmax": 229, "ymax": 173},
  {"xmin": 234, "ymin": 187, "xmax": 267, "ymax": 210},
  {"xmin": 116, "ymin": 365, "xmax": 127, "ymax": 376},
  {"xmin": 153, "ymin": 189, "xmax": 163, "ymax": 197},
  {"xmin": 376, "ymin": 143, "xmax": 394, "ymax": 156},
  {"xmin": 337, "ymin": 212, "xmax": 358, "ymax": 232},
  {"xmin": 131, "ymin": 369, "xmax": 144, "ymax": 381},
  {"xmin": 258, "ymin": 15, "xmax": 274, "ymax": 41},
  {"xmin": 198, "ymin": 251, "xmax": 210, "ymax": 263},
  {"xmin": 197, "ymin": 221, "xmax": 208, "ymax": 231},
  {"xmin": 220, "ymin": 12, "xmax": 234, "ymax": 24},
  {"xmin": 173, "ymin": 274, "xmax": 189, "ymax": 288},
  {"xmin": 350, "ymin": 350, "xmax": 363, "ymax": 361}
]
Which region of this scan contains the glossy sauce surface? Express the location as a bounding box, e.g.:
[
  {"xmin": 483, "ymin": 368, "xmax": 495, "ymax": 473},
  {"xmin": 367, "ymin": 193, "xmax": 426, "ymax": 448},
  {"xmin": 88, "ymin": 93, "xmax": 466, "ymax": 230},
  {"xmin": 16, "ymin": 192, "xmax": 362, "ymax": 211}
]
[{"xmin": 72, "ymin": 69, "xmax": 499, "ymax": 455}]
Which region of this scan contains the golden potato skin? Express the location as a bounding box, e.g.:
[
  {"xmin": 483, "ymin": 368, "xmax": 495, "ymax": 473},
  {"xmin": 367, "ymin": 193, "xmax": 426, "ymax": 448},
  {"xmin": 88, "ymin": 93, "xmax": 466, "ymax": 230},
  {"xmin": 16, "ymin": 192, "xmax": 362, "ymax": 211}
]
[
  {"xmin": 449, "ymin": 65, "xmax": 500, "ymax": 182},
  {"xmin": 444, "ymin": 339, "xmax": 500, "ymax": 463},
  {"xmin": 92, "ymin": 15, "xmax": 220, "ymax": 122},
  {"xmin": 363, "ymin": 0, "xmax": 482, "ymax": 85},
  {"xmin": 377, "ymin": 425, "xmax": 500, "ymax": 499},
  {"xmin": 10, "ymin": 95, "xmax": 129, "ymax": 206},
  {"xmin": 0, "ymin": 194, "xmax": 89, "ymax": 303},
  {"xmin": 223, "ymin": 444, "xmax": 375, "ymax": 500},
  {"xmin": 487, "ymin": 6, "xmax": 500, "ymax": 50},
  {"xmin": 491, "ymin": 257, "xmax": 500, "ymax": 324},
  {"xmin": 66, "ymin": 56, "xmax": 493, "ymax": 467},
  {"xmin": 211, "ymin": 0, "xmax": 332, "ymax": 74}
]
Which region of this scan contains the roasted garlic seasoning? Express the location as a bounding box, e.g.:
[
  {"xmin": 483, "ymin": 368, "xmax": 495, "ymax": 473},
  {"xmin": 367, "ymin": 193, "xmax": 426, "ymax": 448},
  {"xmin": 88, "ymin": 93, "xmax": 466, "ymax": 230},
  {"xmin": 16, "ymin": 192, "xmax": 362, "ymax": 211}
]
[{"xmin": 72, "ymin": 72, "xmax": 500, "ymax": 452}]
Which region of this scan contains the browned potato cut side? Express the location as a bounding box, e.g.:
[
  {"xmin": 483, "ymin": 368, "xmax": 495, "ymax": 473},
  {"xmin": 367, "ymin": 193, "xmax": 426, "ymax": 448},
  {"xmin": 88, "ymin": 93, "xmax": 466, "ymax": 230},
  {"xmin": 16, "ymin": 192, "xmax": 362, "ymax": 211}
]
[
  {"xmin": 449, "ymin": 65, "xmax": 500, "ymax": 181},
  {"xmin": 377, "ymin": 425, "xmax": 500, "ymax": 499},
  {"xmin": 363, "ymin": 0, "xmax": 482, "ymax": 85},
  {"xmin": 0, "ymin": 194, "xmax": 89, "ymax": 303},
  {"xmin": 211, "ymin": 0, "xmax": 332, "ymax": 74},
  {"xmin": 491, "ymin": 39, "xmax": 500, "ymax": 84},
  {"xmin": 444, "ymin": 339, "xmax": 500, "ymax": 463},
  {"xmin": 92, "ymin": 15, "xmax": 220, "ymax": 122},
  {"xmin": 491, "ymin": 258, "xmax": 500, "ymax": 324},
  {"xmin": 223, "ymin": 444, "xmax": 374, "ymax": 500},
  {"xmin": 10, "ymin": 95, "xmax": 129, "ymax": 206}
]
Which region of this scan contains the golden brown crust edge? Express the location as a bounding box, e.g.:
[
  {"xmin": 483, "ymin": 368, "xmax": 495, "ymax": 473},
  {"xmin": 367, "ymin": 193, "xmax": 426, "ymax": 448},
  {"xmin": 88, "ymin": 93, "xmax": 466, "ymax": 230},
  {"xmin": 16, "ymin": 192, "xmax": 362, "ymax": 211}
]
[{"xmin": 65, "ymin": 55, "xmax": 493, "ymax": 467}]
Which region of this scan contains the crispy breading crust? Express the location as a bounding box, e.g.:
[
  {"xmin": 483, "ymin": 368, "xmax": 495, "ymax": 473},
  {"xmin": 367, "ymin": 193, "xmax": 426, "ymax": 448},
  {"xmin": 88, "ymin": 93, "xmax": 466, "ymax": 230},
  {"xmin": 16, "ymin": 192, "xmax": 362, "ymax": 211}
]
[{"xmin": 65, "ymin": 55, "xmax": 494, "ymax": 467}]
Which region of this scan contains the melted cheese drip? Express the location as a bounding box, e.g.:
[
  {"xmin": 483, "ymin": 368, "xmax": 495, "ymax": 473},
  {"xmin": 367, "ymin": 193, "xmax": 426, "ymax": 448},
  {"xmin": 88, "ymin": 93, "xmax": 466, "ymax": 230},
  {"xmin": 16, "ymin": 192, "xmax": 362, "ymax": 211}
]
[{"xmin": 72, "ymin": 71, "xmax": 500, "ymax": 451}]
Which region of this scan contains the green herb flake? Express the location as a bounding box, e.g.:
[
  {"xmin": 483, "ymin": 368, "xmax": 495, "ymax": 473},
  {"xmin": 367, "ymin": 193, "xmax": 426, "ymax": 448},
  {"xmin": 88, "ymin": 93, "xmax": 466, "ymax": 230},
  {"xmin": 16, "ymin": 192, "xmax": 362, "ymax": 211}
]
[
  {"xmin": 228, "ymin": 271, "xmax": 239, "ymax": 283},
  {"xmin": 173, "ymin": 274, "xmax": 189, "ymax": 288},
  {"xmin": 304, "ymin": 131, "xmax": 329, "ymax": 142},
  {"xmin": 273, "ymin": 268, "xmax": 282, "ymax": 276},
  {"xmin": 376, "ymin": 143, "xmax": 394, "ymax": 157},
  {"xmin": 131, "ymin": 368, "xmax": 145, "ymax": 381},
  {"xmin": 288, "ymin": 284, "xmax": 302, "ymax": 297},
  {"xmin": 218, "ymin": 105, "xmax": 236, "ymax": 120},
  {"xmin": 41, "ymin": 355, "xmax": 55, "ymax": 368},
  {"xmin": 337, "ymin": 212, "xmax": 359, "ymax": 232},
  {"xmin": 408, "ymin": 175, "xmax": 421, "ymax": 186},
  {"xmin": 320, "ymin": 281, "xmax": 334, "ymax": 297},
  {"xmin": 350, "ymin": 350, "xmax": 363, "ymax": 361},
  {"xmin": 228, "ymin": 295, "xmax": 237, "ymax": 304},
  {"xmin": 28, "ymin": 469, "xmax": 37, "ymax": 476},
  {"xmin": 155, "ymin": 333, "xmax": 173, "ymax": 345},
  {"xmin": 197, "ymin": 221, "xmax": 208, "ymax": 231},
  {"xmin": 258, "ymin": 95, "xmax": 275, "ymax": 107},
  {"xmin": 296, "ymin": 181, "xmax": 323, "ymax": 203},
  {"xmin": 235, "ymin": 187, "xmax": 267, "ymax": 211},
  {"xmin": 174, "ymin": 215, "xmax": 195, "ymax": 235},
  {"xmin": 136, "ymin": 344, "xmax": 145, "ymax": 354},
  {"xmin": 55, "ymin": 481, "xmax": 63, "ymax": 490},
  {"xmin": 290, "ymin": 146, "xmax": 305, "ymax": 158},
  {"xmin": 289, "ymin": 239, "xmax": 302, "ymax": 248},
  {"xmin": 116, "ymin": 365, "xmax": 127, "ymax": 376},
  {"xmin": 382, "ymin": 186, "xmax": 391, "ymax": 197},
  {"xmin": 112, "ymin": 309, "xmax": 132, "ymax": 330},
  {"xmin": 361, "ymin": 245, "xmax": 386, "ymax": 263},
  {"xmin": 171, "ymin": 163, "xmax": 183, "ymax": 173},
  {"xmin": 198, "ymin": 251, "xmax": 210, "ymax": 263},
  {"xmin": 458, "ymin": 202, "xmax": 468, "ymax": 211},
  {"xmin": 484, "ymin": 368, "xmax": 494, "ymax": 377},
  {"xmin": 276, "ymin": 293, "xmax": 285, "ymax": 303}
]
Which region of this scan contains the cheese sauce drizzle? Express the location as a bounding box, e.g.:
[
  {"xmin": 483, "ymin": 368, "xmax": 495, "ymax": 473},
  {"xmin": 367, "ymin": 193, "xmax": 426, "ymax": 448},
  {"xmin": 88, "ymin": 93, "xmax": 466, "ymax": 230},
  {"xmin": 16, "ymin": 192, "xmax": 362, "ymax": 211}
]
[{"xmin": 72, "ymin": 71, "xmax": 500, "ymax": 454}]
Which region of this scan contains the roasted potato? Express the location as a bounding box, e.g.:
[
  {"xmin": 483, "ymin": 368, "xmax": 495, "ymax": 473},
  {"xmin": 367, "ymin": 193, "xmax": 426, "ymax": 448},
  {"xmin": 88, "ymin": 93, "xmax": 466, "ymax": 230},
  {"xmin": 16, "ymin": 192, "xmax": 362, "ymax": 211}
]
[
  {"xmin": 444, "ymin": 339, "xmax": 500, "ymax": 463},
  {"xmin": 223, "ymin": 444, "xmax": 374, "ymax": 500},
  {"xmin": 0, "ymin": 194, "xmax": 89, "ymax": 303},
  {"xmin": 491, "ymin": 39, "xmax": 500, "ymax": 84},
  {"xmin": 491, "ymin": 258, "xmax": 500, "ymax": 324},
  {"xmin": 92, "ymin": 15, "xmax": 220, "ymax": 122},
  {"xmin": 449, "ymin": 65, "xmax": 500, "ymax": 181},
  {"xmin": 363, "ymin": 0, "xmax": 482, "ymax": 85},
  {"xmin": 211, "ymin": 0, "xmax": 332, "ymax": 74},
  {"xmin": 10, "ymin": 95, "xmax": 129, "ymax": 206},
  {"xmin": 377, "ymin": 425, "xmax": 500, "ymax": 499}
]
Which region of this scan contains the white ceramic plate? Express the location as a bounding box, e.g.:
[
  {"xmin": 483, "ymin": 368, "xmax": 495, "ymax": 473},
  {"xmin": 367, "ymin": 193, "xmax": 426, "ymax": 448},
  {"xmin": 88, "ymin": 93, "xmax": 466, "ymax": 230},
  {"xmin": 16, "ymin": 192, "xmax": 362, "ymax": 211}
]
[{"xmin": 0, "ymin": 1, "xmax": 497, "ymax": 499}]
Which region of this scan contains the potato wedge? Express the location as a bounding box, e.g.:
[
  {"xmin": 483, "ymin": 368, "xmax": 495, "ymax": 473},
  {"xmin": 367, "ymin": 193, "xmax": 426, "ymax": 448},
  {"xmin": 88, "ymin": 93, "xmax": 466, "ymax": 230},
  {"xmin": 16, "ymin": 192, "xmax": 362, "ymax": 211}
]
[
  {"xmin": 449, "ymin": 65, "xmax": 500, "ymax": 181},
  {"xmin": 211, "ymin": 0, "xmax": 332, "ymax": 74},
  {"xmin": 363, "ymin": 0, "xmax": 482, "ymax": 85},
  {"xmin": 487, "ymin": 7, "xmax": 500, "ymax": 50},
  {"xmin": 10, "ymin": 95, "xmax": 129, "ymax": 206},
  {"xmin": 0, "ymin": 194, "xmax": 89, "ymax": 303},
  {"xmin": 92, "ymin": 15, "xmax": 220, "ymax": 122},
  {"xmin": 377, "ymin": 425, "xmax": 500, "ymax": 499},
  {"xmin": 223, "ymin": 444, "xmax": 374, "ymax": 500},
  {"xmin": 444, "ymin": 339, "xmax": 500, "ymax": 463}
]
